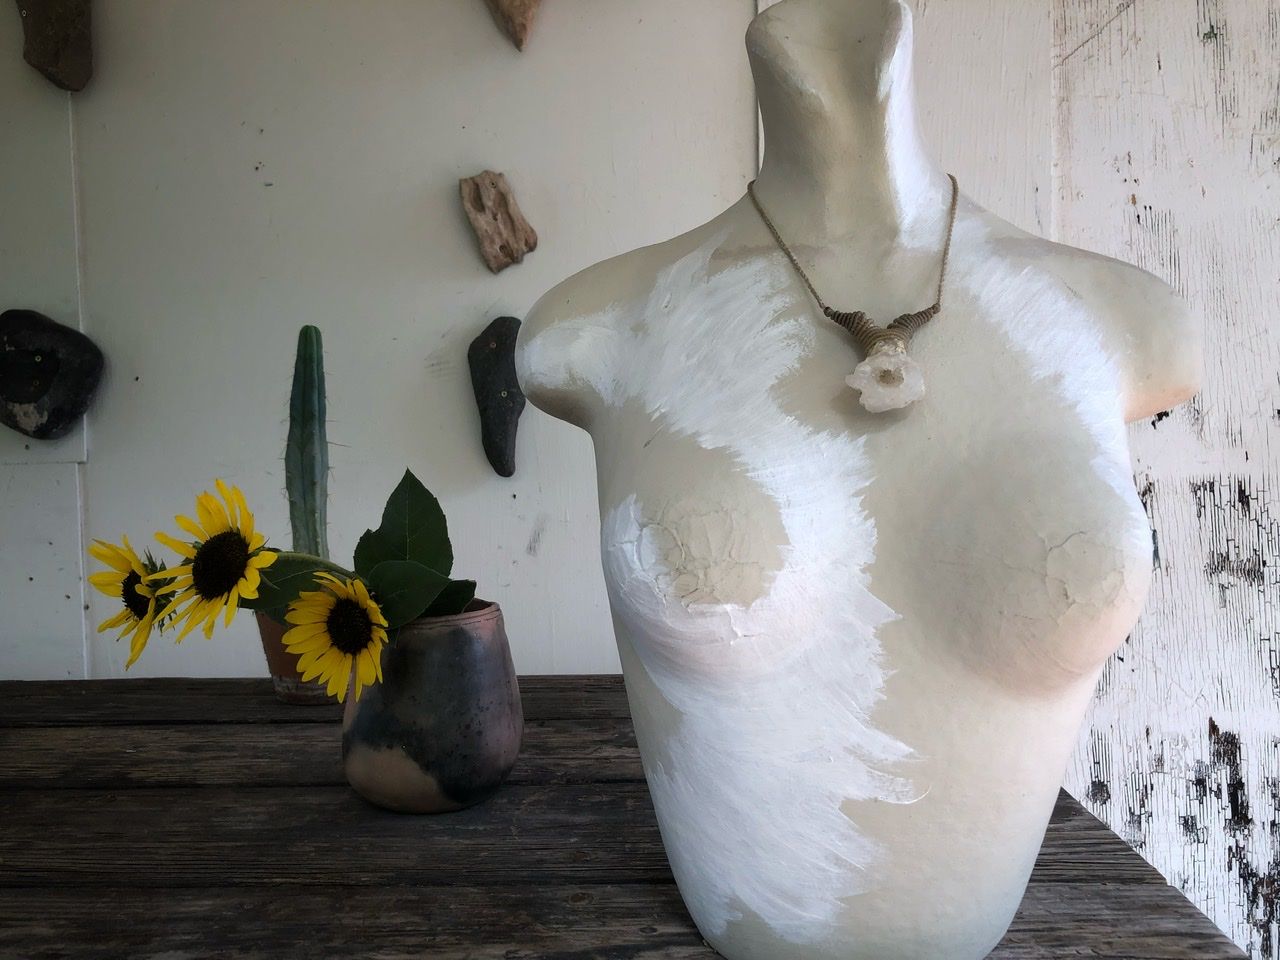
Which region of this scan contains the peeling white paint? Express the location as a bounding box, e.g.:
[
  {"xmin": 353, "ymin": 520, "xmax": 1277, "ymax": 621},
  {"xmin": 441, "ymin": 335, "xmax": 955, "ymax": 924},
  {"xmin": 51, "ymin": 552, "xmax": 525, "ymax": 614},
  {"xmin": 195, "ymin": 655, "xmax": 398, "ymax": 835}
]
[{"xmin": 1055, "ymin": 0, "xmax": 1280, "ymax": 955}]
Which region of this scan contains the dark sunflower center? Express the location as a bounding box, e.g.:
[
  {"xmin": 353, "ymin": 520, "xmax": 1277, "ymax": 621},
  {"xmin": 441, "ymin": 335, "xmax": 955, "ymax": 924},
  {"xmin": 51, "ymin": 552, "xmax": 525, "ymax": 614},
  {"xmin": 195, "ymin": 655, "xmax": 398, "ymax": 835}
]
[
  {"xmin": 327, "ymin": 597, "xmax": 374, "ymax": 654},
  {"xmin": 120, "ymin": 571, "xmax": 150, "ymax": 620},
  {"xmin": 191, "ymin": 531, "xmax": 251, "ymax": 599}
]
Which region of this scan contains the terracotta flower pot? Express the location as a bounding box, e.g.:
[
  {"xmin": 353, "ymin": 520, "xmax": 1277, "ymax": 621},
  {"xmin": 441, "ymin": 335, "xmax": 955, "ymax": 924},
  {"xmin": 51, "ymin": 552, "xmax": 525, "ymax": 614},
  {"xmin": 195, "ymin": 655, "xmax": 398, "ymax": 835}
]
[
  {"xmin": 255, "ymin": 611, "xmax": 331, "ymax": 704},
  {"xmin": 342, "ymin": 600, "xmax": 523, "ymax": 814}
]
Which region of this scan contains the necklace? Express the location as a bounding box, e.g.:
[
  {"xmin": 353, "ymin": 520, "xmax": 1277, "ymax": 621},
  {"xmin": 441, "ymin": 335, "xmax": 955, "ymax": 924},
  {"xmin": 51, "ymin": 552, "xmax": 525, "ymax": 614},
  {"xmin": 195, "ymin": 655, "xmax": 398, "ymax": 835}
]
[{"xmin": 747, "ymin": 174, "xmax": 960, "ymax": 413}]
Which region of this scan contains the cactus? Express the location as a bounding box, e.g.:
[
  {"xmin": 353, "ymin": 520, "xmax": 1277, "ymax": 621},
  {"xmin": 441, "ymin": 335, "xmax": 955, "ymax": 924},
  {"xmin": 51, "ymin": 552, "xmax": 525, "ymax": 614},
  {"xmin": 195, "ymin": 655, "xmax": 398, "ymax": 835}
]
[{"xmin": 285, "ymin": 325, "xmax": 329, "ymax": 559}]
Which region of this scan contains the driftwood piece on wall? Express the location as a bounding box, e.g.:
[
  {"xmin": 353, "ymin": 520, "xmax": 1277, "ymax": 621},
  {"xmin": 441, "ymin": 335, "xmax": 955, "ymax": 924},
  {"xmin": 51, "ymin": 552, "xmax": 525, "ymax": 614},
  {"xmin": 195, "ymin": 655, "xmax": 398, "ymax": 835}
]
[
  {"xmin": 459, "ymin": 170, "xmax": 538, "ymax": 274},
  {"xmin": 13, "ymin": 0, "xmax": 92, "ymax": 92},
  {"xmin": 483, "ymin": 0, "xmax": 540, "ymax": 52}
]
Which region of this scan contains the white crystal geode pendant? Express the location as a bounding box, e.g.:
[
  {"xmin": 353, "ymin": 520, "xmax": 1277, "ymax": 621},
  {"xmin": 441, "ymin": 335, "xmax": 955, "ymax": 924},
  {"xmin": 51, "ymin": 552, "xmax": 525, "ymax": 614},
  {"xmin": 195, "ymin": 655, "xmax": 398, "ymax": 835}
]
[{"xmin": 846, "ymin": 340, "xmax": 926, "ymax": 413}]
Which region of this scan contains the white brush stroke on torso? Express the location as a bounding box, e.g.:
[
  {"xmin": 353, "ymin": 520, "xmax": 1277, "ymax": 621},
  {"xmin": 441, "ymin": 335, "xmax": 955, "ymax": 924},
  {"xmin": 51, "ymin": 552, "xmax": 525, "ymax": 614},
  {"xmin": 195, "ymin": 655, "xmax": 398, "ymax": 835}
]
[{"xmin": 523, "ymin": 235, "xmax": 919, "ymax": 941}]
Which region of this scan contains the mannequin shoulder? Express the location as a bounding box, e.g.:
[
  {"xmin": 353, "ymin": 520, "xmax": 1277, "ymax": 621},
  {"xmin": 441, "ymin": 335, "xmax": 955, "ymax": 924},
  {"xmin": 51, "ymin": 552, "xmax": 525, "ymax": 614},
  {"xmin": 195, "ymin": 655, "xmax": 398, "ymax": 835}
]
[
  {"xmin": 515, "ymin": 248, "xmax": 656, "ymax": 429},
  {"xmin": 1005, "ymin": 232, "xmax": 1203, "ymax": 422}
]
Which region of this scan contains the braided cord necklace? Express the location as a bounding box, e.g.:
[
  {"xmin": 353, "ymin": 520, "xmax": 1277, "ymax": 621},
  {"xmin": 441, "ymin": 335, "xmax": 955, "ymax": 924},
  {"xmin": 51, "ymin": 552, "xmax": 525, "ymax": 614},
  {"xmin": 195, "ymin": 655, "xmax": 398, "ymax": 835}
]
[{"xmin": 746, "ymin": 174, "xmax": 960, "ymax": 412}]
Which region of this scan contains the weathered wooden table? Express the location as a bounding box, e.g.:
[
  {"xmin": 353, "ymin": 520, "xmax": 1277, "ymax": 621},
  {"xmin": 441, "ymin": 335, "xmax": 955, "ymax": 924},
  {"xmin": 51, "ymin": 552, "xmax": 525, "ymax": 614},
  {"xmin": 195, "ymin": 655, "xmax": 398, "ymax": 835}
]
[{"xmin": 0, "ymin": 676, "xmax": 1244, "ymax": 959}]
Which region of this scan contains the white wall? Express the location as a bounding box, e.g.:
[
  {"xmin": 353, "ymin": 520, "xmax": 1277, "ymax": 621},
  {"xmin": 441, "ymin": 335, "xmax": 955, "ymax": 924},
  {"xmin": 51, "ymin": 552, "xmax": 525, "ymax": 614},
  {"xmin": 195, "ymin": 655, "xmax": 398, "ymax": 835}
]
[
  {"xmin": 0, "ymin": 14, "xmax": 87, "ymax": 678},
  {"xmin": 0, "ymin": 0, "xmax": 1275, "ymax": 954},
  {"xmin": 2, "ymin": 0, "xmax": 759, "ymax": 679}
]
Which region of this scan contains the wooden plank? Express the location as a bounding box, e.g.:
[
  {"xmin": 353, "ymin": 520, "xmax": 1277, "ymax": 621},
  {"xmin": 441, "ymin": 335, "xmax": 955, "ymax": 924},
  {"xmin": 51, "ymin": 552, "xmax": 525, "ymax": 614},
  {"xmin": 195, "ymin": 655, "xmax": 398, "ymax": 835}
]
[
  {"xmin": 0, "ymin": 784, "xmax": 673, "ymax": 888},
  {"xmin": 0, "ymin": 880, "xmax": 1244, "ymax": 960},
  {"xmin": 0, "ymin": 785, "xmax": 1163, "ymax": 889},
  {"xmin": 0, "ymin": 885, "xmax": 716, "ymax": 960},
  {"xmin": 1031, "ymin": 792, "xmax": 1169, "ymax": 886},
  {"xmin": 995, "ymin": 884, "xmax": 1248, "ymax": 958},
  {"xmin": 0, "ymin": 675, "xmax": 632, "ymax": 727},
  {"xmin": 0, "ymin": 717, "xmax": 644, "ymax": 789}
]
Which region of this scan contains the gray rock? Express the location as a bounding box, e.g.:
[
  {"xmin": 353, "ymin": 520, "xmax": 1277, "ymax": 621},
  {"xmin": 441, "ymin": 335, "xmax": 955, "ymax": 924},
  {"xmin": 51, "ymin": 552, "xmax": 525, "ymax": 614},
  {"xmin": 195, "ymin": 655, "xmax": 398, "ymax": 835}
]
[
  {"xmin": 468, "ymin": 316, "xmax": 525, "ymax": 477},
  {"xmin": 0, "ymin": 308, "xmax": 103, "ymax": 440},
  {"xmin": 14, "ymin": 0, "xmax": 92, "ymax": 92}
]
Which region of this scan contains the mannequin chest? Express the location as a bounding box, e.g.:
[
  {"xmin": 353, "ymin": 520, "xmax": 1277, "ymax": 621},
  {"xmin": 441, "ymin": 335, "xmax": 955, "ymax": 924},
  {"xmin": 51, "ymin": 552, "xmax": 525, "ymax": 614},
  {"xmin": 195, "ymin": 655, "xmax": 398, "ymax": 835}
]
[{"xmin": 583, "ymin": 231, "xmax": 1153, "ymax": 694}]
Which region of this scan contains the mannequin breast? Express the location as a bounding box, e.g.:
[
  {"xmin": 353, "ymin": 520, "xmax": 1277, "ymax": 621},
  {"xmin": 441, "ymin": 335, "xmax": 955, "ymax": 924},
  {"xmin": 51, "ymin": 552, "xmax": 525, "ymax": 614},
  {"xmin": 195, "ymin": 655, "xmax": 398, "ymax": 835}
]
[{"xmin": 517, "ymin": 207, "xmax": 1159, "ymax": 956}]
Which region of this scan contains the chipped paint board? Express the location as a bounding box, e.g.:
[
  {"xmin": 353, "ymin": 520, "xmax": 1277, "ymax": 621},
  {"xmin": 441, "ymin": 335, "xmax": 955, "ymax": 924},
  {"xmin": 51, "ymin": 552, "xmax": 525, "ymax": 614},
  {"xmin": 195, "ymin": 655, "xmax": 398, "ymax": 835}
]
[
  {"xmin": 0, "ymin": 463, "xmax": 87, "ymax": 678},
  {"xmin": 1054, "ymin": 0, "xmax": 1280, "ymax": 955},
  {"xmin": 0, "ymin": 10, "xmax": 87, "ymax": 465}
]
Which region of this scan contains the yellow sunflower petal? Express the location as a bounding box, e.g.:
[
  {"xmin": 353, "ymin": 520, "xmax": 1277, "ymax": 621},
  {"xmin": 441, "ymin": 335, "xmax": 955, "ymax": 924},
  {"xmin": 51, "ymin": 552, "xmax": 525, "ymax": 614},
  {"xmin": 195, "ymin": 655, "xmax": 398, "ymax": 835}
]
[
  {"xmin": 353, "ymin": 578, "xmax": 373, "ymax": 607},
  {"xmin": 154, "ymin": 531, "xmax": 197, "ymax": 559},
  {"xmin": 357, "ymin": 649, "xmax": 377, "ymax": 687},
  {"xmin": 285, "ymin": 604, "xmax": 332, "ymax": 626},
  {"xmin": 96, "ymin": 608, "xmax": 132, "ymax": 632},
  {"xmin": 88, "ymin": 570, "xmax": 125, "ymax": 592},
  {"xmin": 175, "ymin": 514, "xmax": 206, "ymax": 541},
  {"xmin": 215, "ymin": 479, "xmax": 239, "ymax": 528},
  {"xmin": 89, "ymin": 540, "xmax": 134, "ymax": 572},
  {"xmin": 196, "ymin": 492, "xmax": 230, "ymax": 536},
  {"xmin": 235, "ymin": 491, "xmax": 257, "ymax": 545},
  {"xmin": 148, "ymin": 564, "xmax": 191, "ymax": 582},
  {"xmin": 299, "ymin": 646, "xmax": 338, "ymax": 683},
  {"xmin": 286, "ymin": 633, "xmax": 334, "ymax": 656},
  {"xmin": 199, "ymin": 599, "xmax": 225, "ymax": 638},
  {"xmin": 330, "ymin": 655, "xmax": 353, "ymax": 701},
  {"xmin": 125, "ymin": 613, "xmax": 155, "ymax": 668},
  {"xmin": 295, "ymin": 649, "xmax": 332, "ymax": 676},
  {"xmin": 157, "ymin": 587, "xmax": 196, "ymax": 617},
  {"xmin": 282, "ymin": 622, "xmax": 330, "ymax": 647},
  {"xmin": 223, "ymin": 587, "xmax": 240, "ymax": 628},
  {"xmin": 174, "ymin": 602, "xmax": 210, "ymax": 642},
  {"xmin": 314, "ymin": 571, "xmax": 350, "ymax": 593},
  {"xmin": 250, "ymin": 550, "xmax": 278, "ymax": 570}
]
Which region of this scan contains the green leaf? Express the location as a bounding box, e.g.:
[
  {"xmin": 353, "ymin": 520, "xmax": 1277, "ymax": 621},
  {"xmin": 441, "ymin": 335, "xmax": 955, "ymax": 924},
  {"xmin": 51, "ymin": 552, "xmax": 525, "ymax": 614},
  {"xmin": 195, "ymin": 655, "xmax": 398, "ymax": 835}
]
[
  {"xmin": 240, "ymin": 551, "xmax": 353, "ymax": 614},
  {"xmin": 423, "ymin": 579, "xmax": 477, "ymax": 618},
  {"xmin": 353, "ymin": 528, "xmax": 397, "ymax": 579},
  {"xmin": 366, "ymin": 560, "xmax": 449, "ymax": 629},
  {"xmin": 357, "ymin": 470, "xmax": 452, "ymax": 577}
]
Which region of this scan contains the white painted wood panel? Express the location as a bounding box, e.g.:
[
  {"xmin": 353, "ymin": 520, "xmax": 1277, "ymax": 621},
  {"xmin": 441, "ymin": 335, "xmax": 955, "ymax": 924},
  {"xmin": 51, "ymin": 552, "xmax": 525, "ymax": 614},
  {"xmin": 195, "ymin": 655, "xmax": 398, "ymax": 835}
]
[
  {"xmin": 0, "ymin": 10, "xmax": 86, "ymax": 465},
  {"xmin": 1054, "ymin": 0, "xmax": 1280, "ymax": 955},
  {"xmin": 0, "ymin": 463, "xmax": 86, "ymax": 677},
  {"xmin": 0, "ymin": 12, "xmax": 89, "ymax": 677},
  {"xmin": 73, "ymin": 0, "xmax": 757, "ymax": 678}
]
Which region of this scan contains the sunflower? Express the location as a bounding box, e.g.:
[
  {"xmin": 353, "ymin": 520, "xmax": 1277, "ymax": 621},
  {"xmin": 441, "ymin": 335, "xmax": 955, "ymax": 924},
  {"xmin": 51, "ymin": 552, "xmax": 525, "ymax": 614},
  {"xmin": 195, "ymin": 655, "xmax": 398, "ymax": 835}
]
[
  {"xmin": 149, "ymin": 480, "xmax": 278, "ymax": 640},
  {"xmin": 87, "ymin": 536, "xmax": 170, "ymax": 668},
  {"xmin": 282, "ymin": 572, "xmax": 388, "ymax": 702}
]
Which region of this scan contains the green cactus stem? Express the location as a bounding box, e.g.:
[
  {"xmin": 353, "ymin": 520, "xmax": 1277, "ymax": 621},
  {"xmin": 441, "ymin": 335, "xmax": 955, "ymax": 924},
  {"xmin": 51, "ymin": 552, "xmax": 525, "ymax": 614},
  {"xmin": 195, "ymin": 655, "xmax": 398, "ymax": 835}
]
[{"xmin": 286, "ymin": 325, "xmax": 329, "ymax": 560}]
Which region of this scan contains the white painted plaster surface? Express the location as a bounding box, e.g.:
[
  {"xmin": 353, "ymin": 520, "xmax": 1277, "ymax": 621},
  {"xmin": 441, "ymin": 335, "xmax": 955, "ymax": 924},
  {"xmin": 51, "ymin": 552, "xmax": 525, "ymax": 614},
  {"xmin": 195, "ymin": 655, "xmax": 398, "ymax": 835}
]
[{"xmin": 518, "ymin": 4, "xmax": 1198, "ymax": 953}]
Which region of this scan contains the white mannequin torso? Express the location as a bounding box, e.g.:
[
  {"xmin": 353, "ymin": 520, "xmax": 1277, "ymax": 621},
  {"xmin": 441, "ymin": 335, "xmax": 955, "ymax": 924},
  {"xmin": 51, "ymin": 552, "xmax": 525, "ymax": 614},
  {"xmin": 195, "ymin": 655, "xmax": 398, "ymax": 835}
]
[{"xmin": 516, "ymin": 2, "xmax": 1201, "ymax": 957}]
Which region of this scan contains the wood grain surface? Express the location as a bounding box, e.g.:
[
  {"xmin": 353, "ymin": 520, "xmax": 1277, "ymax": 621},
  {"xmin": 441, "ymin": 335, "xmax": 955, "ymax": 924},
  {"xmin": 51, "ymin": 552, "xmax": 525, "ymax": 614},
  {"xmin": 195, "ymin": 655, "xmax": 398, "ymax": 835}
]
[{"xmin": 0, "ymin": 676, "xmax": 1246, "ymax": 958}]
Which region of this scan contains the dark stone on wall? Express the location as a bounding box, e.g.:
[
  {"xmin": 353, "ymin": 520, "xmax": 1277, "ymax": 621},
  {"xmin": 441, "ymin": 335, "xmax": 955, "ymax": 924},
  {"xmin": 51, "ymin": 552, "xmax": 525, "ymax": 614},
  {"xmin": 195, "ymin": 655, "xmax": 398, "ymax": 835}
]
[
  {"xmin": 468, "ymin": 316, "xmax": 525, "ymax": 478},
  {"xmin": 13, "ymin": 0, "xmax": 92, "ymax": 92},
  {"xmin": 0, "ymin": 308, "xmax": 103, "ymax": 439}
]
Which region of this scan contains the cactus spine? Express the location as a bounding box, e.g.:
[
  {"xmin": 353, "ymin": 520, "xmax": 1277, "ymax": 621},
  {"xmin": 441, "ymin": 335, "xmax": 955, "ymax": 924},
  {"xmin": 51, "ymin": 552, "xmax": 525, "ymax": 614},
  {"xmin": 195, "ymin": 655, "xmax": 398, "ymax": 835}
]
[{"xmin": 286, "ymin": 325, "xmax": 329, "ymax": 559}]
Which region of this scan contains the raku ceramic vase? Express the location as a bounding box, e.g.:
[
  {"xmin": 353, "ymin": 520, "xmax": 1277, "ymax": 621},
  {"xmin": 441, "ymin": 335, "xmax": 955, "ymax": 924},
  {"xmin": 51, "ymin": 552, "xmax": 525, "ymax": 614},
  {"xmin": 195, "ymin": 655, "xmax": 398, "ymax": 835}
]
[
  {"xmin": 256, "ymin": 611, "xmax": 330, "ymax": 704},
  {"xmin": 342, "ymin": 600, "xmax": 523, "ymax": 813}
]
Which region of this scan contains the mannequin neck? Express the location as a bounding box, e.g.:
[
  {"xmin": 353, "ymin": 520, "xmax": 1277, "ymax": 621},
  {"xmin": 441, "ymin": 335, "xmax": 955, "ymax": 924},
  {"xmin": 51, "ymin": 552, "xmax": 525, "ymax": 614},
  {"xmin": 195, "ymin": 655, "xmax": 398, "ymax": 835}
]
[{"xmin": 746, "ymin": 0, "xmax": 950, "ymax": 245}]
